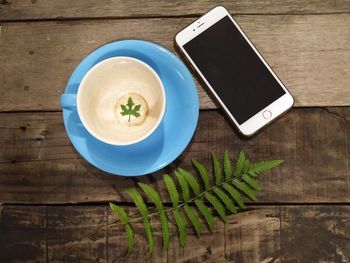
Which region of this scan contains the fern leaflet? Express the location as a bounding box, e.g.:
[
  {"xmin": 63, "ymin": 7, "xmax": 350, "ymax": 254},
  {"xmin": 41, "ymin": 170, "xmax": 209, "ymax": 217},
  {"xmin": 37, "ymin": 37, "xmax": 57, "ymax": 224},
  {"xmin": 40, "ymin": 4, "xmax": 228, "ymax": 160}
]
[
  {"xmin": 224, "ymin": 150, "xmax": 233, "ymax": 180},
  {"xmin": 175, "ymin": 170, "xmax": 190, "ymax": 202},
  {"xmin": 214, "ymin": 188, "xmax": 237, "ymax": 214},
  {"xmin": 194, "ymin": 199, "xmax": 214, "ymax": 232},
  {"xmin": 184, "ymin": 204, "xmax": 201, "ymax": 237},
  {"xmin": 205, "ymin": 192, "xmax": 226, "ymax": 222},
  {"xmin": 223, "ymin": 183, "xmax": 245, "ymax": 209},
  {"xmin": 232, "ymin": 179, "xmax": 257, "ymax": 201},
  {"xmin": 242, "ymin": 174, "xmax": 262, "ymax": 191},
  {"xmin": 163, "ymin": 174, "xmax": 179, "ymax": 207},
  {"xmin": 235, "ymin": 151, "xmax": 246, "ymax": 176},
  {"xmin": 178, "ymin": 168, "xmax": 201, "ymax": 196},
  {"xmin": 138, "ymin": 183, "xmax": 170, "ymax": 252},
  {"xmin": 173, "ymin": 208, "xmax": 187, "ymax": 247},
  {"xmin": 212, "ymin": 152, "xmax": 222, "ymax": 184},
  {"xmin": 192, "ymin": 158, "xmax": 210, "ymax": 190},
  {"xmin": 249, "ymin": 160, "xmax": 284, "ymax": 175}
]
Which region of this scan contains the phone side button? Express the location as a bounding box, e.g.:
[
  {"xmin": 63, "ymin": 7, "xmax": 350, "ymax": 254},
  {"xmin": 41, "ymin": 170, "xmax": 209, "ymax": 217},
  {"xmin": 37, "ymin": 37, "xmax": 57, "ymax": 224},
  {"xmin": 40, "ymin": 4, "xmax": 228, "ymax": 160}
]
[{"xmin": 262, "ymin": 110, "xmax": 272, "ymax": 119}]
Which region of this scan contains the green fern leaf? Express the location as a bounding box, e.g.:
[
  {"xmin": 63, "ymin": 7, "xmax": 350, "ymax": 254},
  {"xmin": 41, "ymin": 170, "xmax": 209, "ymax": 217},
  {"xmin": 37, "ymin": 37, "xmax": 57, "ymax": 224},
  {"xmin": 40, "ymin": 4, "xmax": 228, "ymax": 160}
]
[
  {"xmin": 248, "ymin": 171, "xmax": 258, "ymax": 177},
  {"xmin": 242, "ymin": 174, "xmax": 262, "ymax": 191},
  {"xmin": 138, "ymin": 183, "xmax": 163, "ymax": 211},
  {"xmin": 243, "ymin": 159, "xmax": 250, "ymax": 173},
  {"xmin": 109, "ymin": 203, "xmax": 135, "ymax": 254},
  {"xmin": 126, "ymin": 188, "xmax": 154, "ymax": 255},
  {"xmin": 126, "ymin": 188, "xmax": 149, "ymax": 217},
  {"xmin": 212, "ymin": 152, "xmax": 222, "ymax": 184},
  {"xmin": 163, "ymin": 174, "xmax": 179, "ymax": 207},
  {"xmin": 205, "ymin": 192, "xmax": 226, "ymax": 222},
  {"xmin": 125, "ymin": 224, "xmax": 135, "ymax": 255},
  {"xmin": 159, "ymin": 213, "xmax": 170, "ymax": 251},
  {"xmin": 109, "ymin": 202, "xmax": 129, "ymax": 224},
  {"xmin": 184, "ymin": 204, "xmax": 201, "ymax": 237},
  {"xmin": 178, "ymin": 168, "xmax": 201, "ymax": 196},
  {"xmin": 173, "ymin": 208, "xmax": 187, "ymax": 247},
  {"xmin": 143, "ymin": 218, "xmax": 154, "ymax": 256},
  {"xmin": 223, "ymin": 183, "xmax": 245, "ymax": 209},
  {"xmin": 175, "ymin": 171, "xmax": 190, "ymax": 202},
  {"xmin": 214, "ymin": 188, "xmax": 237, "ymax": 214},
  {"xmin": 224, "ymin": 150, "xmax": 233, "ymax": 180},
  {"xmin": 138, "ymin": 183, "xmax": 170, "ymax": 252},
  {"xmin": 232, "ymin": 179, "xmax": 257, "ymax": 201},
  {"xmin": 249, "ymin": 160, "xmax": 284, "ymax": 176},
  {"xmin": 235, "ymin": 151, "xmax": 246, "ymax": 176},
  {"xmin": 192, "ymin": 159, "xmax": 210, "ymax": 190},
  {"xmin": 194, "ymin": 199, "xmax": 214, "ymax": 232}
]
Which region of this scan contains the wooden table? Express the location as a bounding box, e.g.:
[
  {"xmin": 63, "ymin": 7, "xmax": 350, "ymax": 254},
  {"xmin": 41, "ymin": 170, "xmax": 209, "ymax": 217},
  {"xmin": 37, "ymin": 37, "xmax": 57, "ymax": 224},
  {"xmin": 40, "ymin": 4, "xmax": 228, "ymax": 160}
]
[{"xmin": 0, "ymin": 1, "xmax": 349, "ymax": 262}]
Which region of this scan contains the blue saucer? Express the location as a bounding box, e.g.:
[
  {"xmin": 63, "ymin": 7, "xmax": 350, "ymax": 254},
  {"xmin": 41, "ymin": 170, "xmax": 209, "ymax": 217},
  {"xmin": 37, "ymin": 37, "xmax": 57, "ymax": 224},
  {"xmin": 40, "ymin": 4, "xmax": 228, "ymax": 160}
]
[{"xmin": 61, "ymin": 40, "xmax": 199, "ymax": 176}]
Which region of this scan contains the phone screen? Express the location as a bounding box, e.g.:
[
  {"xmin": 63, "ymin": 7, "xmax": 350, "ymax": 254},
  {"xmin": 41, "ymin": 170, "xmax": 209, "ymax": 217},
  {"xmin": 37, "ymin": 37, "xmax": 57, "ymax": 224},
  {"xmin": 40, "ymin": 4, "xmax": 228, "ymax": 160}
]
[{"xmin": 183, "ymin": 16, "xmax": 286, "ymax": 124}]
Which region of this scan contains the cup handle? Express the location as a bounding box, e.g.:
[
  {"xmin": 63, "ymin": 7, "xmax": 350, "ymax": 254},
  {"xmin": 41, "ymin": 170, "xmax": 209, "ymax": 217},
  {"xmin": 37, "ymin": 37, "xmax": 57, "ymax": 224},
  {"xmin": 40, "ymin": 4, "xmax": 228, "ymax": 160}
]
[{"xmin": 60, "ymin": 94, "xmax": 77, "ymax": 109}]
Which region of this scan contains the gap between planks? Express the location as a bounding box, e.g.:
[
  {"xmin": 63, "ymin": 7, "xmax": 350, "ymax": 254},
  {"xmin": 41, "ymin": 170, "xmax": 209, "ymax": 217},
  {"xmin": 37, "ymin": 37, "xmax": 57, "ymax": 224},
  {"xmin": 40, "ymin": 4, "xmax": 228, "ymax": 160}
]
[{"xmin": 2, "ymin": 12, "xmax": 350, "ymax": 23}]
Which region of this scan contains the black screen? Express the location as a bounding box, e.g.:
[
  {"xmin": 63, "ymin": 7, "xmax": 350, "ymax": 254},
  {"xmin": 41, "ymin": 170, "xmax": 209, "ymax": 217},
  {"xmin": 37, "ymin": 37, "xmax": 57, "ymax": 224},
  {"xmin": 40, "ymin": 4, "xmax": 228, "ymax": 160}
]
[{"xmin": 183, "ymin": 16, "xmax": 286, "ymax": 124}]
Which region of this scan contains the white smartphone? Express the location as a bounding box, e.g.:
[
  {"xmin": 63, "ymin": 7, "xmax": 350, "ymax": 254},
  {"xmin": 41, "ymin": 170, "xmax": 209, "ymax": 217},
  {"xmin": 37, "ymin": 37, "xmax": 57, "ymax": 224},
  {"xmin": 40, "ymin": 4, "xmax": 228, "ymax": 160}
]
[{"xmin": 175, "ymin": 6, "xmax": 294, "ymax": 136}]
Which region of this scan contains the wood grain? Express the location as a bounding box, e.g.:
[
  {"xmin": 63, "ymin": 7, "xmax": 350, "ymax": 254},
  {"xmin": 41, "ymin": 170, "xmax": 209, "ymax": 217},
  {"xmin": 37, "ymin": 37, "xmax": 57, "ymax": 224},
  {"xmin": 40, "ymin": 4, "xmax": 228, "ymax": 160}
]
[
  {"xmin": 0, "ymin": 15, "xmax": 349, "ymax": 111},
  {"xmin": 0, "ymin": 205, "xmax": 349, "ymax": 262},
  {"xmin": 0, "ymin": 108, "xmax": 348, "ymax": 204},
  {"xmin": 1, "ymin": 0, "xmax": 350, "ymax": 21}
]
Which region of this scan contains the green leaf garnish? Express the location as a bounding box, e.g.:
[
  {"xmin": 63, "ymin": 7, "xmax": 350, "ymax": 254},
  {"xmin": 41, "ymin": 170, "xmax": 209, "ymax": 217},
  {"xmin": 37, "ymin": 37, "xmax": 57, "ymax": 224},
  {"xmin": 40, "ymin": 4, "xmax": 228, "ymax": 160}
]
[{"xmin": 120, "ymin": 97, "xmax": 141, "ymax": 122}]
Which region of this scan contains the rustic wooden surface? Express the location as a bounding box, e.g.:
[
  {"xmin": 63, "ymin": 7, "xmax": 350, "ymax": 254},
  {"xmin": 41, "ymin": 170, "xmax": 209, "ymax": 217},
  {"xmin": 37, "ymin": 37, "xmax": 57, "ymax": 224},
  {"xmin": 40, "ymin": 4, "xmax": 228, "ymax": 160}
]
[
  {"xmin": 0, "ymin": 205, "xmax": 349, "ymax": 262},
  {"xmin": 0, "ymin": 1, "xmax": 349, "ymax": 262},
  {"xmin": 1, "ymin": 0, "xmax": 350, "ymax": 20},
  {"xmin": 0, "ymin": 16, "xmax": 350, "ymax": 110},
  {"xmin": 0, "ymin": 108, "xmax": 349, "ymax": 204}
]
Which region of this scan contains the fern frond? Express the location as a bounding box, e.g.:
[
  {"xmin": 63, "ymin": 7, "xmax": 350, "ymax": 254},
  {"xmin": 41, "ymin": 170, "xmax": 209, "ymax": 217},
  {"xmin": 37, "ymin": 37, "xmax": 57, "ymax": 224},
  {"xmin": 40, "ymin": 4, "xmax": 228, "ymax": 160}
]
[
  {"xmin": 212, "ymin": 152, "xmax": 222, "ymax": 184},
  {"xmin": 194, "ymin": 199, "xmax": 214, "ymax": 232},
  {"xmin": 205, "ymin": 192, "xmax": 226, "ymax": 222},
  {"xmin": 224, "ymin": 150, "xmax": 233, "ymax": 180},
  {"xmin": 109, "ymin": 203, "xmax": 135, "ymax": 254},
  {"xmin": 214, "ymin": 188, "xmax": 237, "ymax": 214},
  {"xmin": 103, "ymin": 150, "xmax": 285, "ymax": 256},
  {"xmin": 249, "ymin": 160, "xmax": 284, "ymax": 176},
  {"xmin": 178, "ymin": 168, "xmax": 201, "ymax": 196},
  {"xmin": 163, "ymin": 174, "xmax": 179, "ymax": 207},
  {"xmin": 235, "ymin": 151, "xmax": 246, "ymax": 176},
  {"xmin": 175, "ymin": 171, "xmax": 190, "ymax": 202},
  {"xmin": 173, "ymin": 208, "xmax": 187, "ymax": 247},
  {"xmin": 242, "ymin": 174, "xmax": 262, "ymax": 191},
  {"xmin": 192, "ymin": 159, "xmax": 210, "ymax": 190},
  {"xmin": 184, "ymin": 204, "xmax": 201, "ymax": 237},
  {"xmin": 223, "ymin": 183, "xmax": 245, "ymax": 209},
  {"xmin": 138, "ymin": 183, "xmax": 170, "ymax": 252},
  {"xmin": 232, "ymin": 179, "xmax": 257, "ymax": 201}
]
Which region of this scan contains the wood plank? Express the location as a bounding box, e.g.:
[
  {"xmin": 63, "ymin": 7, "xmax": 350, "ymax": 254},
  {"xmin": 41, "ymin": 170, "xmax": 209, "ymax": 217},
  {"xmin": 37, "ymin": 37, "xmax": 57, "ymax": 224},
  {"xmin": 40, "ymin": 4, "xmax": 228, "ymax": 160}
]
[
  {"xmin": 0, "ymin": 205, "xmax": 349, "ymax": 262},
  {"xmin": 0, "ymin": 15, "xmax": 349, "ymax": 111},
  {"xmin": 1, "ymin": 0, "xmax": 350, "ymax": 21},
  {"xmin": 0, "ymin": 107, "xmax": 349, "ymax": 204}
]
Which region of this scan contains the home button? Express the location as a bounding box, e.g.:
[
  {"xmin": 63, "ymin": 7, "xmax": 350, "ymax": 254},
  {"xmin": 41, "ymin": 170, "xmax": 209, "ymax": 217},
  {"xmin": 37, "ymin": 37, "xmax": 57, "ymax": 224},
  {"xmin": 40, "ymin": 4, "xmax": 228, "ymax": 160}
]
[{"xmin": 263, "ymin": 110, "xmax": 272, "ymax": 119}]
